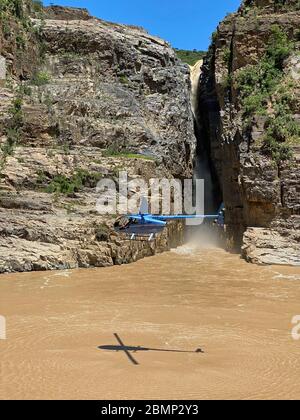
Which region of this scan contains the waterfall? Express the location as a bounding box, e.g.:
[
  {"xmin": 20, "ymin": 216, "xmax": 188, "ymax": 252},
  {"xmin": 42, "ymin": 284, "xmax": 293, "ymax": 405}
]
[{"xmin": 190, "ymin": 60, "xmax": 216, "ymax": 214}]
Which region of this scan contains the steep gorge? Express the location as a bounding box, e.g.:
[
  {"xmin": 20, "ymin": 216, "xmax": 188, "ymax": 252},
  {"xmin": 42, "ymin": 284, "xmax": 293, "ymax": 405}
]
[
  {"xmin": 0, "ymin": 0, "xmax": 299, "ymax": 273},
  {"xmin": 190, "ymin": 59, "xmax": 222, "ymax": 214}
]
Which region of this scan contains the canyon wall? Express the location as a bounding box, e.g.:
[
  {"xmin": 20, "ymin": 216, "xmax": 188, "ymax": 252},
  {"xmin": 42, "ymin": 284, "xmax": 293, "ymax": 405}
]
[
  {"xmin": 197, "ymin": 0, "xmax": 300, "ymax": 265},
  {"xmin": 0, "ymin": 3, "xmax": 194, "ymax": 273}
]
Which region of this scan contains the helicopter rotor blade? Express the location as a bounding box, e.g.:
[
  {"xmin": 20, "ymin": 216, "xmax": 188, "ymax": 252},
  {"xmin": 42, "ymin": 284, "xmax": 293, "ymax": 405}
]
[
  {"xmin": 154, "ymin": 215, "xmax": 218, "ymax": 220},
  {"xmin": 143, "ymin": 216, "xmax": 167, "ymax": 226}
]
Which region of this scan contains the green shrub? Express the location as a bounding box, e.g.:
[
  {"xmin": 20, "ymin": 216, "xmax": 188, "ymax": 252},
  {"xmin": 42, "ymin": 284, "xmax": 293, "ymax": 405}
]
[
  {"xmin": 242, "ymin": 93, "xmax": 267, "ymax": 117},
  {"xmin": 237, "ymin": 26, "xmax": 292, "ymax": 113},
  {"xmin": 261, "ymin": 89, "xmax": 299, "ymax": 163},
  {"xmin": 74, "ymin": 169, "xmax": 103, "ymax": 188},
  {"xmin": 1, "ymin": 129, "xmax": 19, "ymax": 156},
  {"xmin": 16, "ymin": 33, "xmax": 26, "ymax": 49},
  {"xmin": 236, "ymin": 25, "xmax": 297, "ymax": 163},
  {"xmin": 119, "ymin": 75, "xmax": 130, "ymax": 85},
  {"xmin": 9, "ymin": 97, "xmax": 23, "ymax": 128},
  {"xmin": 266, "ymin": 99, "xmax": 300, "ymax": 142},
  {"xmin": 237, "ymin": 61, "xmax": 282, "ymax": 118},
  {"xmin": 18, "ymin": 84, "xmax": 32, "ymax": 96},
  {"xmin": 259, "ymin": 59, "xmax": 282, "ymax": 91},
  {"xmin": 45, "ymin": 169, "xmax": 102, "ymax": 195},
  {"xmin": 46, "ymin": 174, "xmax": 77, "ymax": 195},
  {"xmin": 262, "ymin": 135, "xmax": 293, "ymax": 164},
  {"xmin": 266, "ymin": 25, "xmax": 293, "ymax": 70},
  {"xmin": 1, "ymin": 19, "xmax": 10, "ymax": 36},
  {"xmin": 1, "ymin": 96, "xmax": 23, "ymax": 163},
  {"xmin": 30, "ymin": 71, "xmax": 50, "ymax": 86}
]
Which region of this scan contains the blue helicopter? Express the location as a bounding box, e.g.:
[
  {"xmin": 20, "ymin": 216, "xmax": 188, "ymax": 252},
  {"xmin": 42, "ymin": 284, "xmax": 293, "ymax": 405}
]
[{"xmin": 115, "ymin": 198, "xmax": 225, "ymax": 240}]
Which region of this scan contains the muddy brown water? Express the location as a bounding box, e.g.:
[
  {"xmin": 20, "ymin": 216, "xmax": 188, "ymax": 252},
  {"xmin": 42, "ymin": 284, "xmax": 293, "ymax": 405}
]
[{"xmin": 0, "ymin": 246, "xmax": 300, "ymax": 400}]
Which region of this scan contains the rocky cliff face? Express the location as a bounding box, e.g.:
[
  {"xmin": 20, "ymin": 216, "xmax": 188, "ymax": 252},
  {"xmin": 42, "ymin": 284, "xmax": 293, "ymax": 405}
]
[
  {"xmin": 0, "ymin": 3, "xmax": 195, "ymax": 273},
  {"xmin": 197, "ymin": 0, "xmax": 300, "ymax": 265}
]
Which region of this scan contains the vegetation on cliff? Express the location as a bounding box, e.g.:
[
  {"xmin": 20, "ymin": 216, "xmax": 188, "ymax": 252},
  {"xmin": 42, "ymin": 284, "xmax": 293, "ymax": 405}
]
[
  {"xmin": 0, "ymin": 93, "xmax": 24, "ymax": 173},
  {"xmin": 0, "ymin": 0, "xmax": 43, "ymax": 39},
  {"xmin": 39, "ymin": 169, "xmax": 103, "ymax": 196},
  {"xmin": 0, "ymin": 0, "xmax": 42, "ymax": 18},
  {"xmin": 235, "ymin": 25, "xmax": 299, "ymax": 163},
  {"xmin": 242, "ymin": 0, "xmax": 300, "ymax": 14},
  {"xmin": 0, "ymin": 0, "xmax": 46, "ymax": 176},
  {"xmin": 0, "ymin": 0, "xmax": 44, "ymax": 74},
  {"xmin": 175, "ymin": 49, "xmax": 206, "ymax": 66}
]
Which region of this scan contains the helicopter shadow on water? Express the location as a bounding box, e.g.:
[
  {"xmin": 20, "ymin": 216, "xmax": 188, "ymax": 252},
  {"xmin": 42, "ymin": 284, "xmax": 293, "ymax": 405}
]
[{"xmin": 98, "ymin": 334, "xmax": 204, "ymax": 366}]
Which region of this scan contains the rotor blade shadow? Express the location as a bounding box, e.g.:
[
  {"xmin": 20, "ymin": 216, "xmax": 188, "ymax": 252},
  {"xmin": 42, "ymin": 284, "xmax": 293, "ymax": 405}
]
[
  {"xmin": 113, "ymin": 333, "xmax": 139, "ymax": 365},
  {"xmin": 98, "ymin": 334, "xmax": 204, "ymax": 366}
]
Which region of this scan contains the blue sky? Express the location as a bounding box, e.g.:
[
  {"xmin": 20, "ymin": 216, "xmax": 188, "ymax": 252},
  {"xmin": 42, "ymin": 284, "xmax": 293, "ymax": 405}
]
[{"xmin": 43, "ymin": 0, "xmax": 241, "ymax": 50}]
